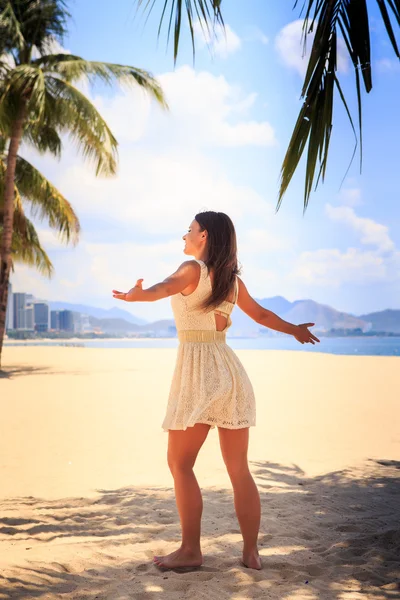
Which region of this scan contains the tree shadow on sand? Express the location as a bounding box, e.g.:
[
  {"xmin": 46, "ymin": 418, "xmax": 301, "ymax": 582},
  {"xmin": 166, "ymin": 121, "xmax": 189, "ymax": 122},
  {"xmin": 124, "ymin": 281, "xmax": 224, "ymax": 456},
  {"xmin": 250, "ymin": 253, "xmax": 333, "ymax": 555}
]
[
  {"xmin": 0, "ymin": 366, "xmax": 139, "ymax": 379},
  {"xmin": 0, "ymin": 365, "xmax": 53, "ymax": 379},
  {"xmin": 0, "ymin": 458, "xmax": 399, "ymax": 599}
]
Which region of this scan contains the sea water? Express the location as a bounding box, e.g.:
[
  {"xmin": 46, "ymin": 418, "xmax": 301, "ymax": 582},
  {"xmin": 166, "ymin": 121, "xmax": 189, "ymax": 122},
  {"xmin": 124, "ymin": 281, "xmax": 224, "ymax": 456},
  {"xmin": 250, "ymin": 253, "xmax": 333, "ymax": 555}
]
[{"xmin": 6, "ymin": 336, "xmax": 399, "ymax": 356}]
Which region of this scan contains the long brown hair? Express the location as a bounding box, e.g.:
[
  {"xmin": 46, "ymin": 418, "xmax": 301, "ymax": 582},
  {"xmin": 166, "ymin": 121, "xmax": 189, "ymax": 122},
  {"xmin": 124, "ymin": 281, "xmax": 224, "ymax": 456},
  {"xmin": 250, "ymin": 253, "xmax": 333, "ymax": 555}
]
[{"xmin": 194, "ymin": 210, "xmax": 241, "ymax": 312}]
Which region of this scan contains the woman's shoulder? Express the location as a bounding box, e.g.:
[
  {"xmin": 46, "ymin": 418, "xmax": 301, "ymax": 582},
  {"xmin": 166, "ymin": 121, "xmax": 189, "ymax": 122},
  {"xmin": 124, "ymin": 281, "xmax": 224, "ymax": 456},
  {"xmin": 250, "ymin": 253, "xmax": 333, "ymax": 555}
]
[
  {"xmin": 177, "ymin": 259, "xmax": 206, "ymax": 286},
  {"xmin": 178, "ymin": 259, "xmax": 204, "ymax": 272},
  {"xmin": 185, "ymin": 258, "xmax": 207, "ymax": 275}
]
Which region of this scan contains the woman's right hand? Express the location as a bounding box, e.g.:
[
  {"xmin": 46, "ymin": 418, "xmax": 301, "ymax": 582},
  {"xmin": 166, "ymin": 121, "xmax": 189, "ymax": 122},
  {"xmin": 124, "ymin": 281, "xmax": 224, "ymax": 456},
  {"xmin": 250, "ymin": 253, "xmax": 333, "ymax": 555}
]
[{"xmin": 112, "ymin": 279, "xmax": 144, "ymax": 302}]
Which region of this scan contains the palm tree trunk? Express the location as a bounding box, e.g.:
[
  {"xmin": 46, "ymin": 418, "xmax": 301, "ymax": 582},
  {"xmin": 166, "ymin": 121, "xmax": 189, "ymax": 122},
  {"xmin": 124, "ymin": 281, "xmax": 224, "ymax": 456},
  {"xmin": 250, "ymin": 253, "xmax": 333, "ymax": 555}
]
[{"xmin": 0, "ymin": 101, "xmax": 27, "ymax": 369}]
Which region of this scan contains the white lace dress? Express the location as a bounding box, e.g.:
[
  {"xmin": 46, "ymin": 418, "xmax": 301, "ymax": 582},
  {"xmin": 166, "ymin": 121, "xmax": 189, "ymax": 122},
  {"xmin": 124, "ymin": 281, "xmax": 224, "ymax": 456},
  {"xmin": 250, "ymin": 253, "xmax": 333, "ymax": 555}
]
[{"xmin": 162, "ymin": 259, "xmax": 256, "ymax": 431}]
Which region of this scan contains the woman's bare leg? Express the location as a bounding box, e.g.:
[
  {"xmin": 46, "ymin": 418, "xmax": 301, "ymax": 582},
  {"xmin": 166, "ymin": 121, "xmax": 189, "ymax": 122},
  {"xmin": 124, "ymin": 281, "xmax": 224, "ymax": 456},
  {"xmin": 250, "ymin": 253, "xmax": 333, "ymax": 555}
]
[
  {"xmin": 153, "ymin": 423, "xmax": 211, "ymax": 569},
  {"xmin": 218, "ymin": 426, "xmax": 262, "ymax": 569}
]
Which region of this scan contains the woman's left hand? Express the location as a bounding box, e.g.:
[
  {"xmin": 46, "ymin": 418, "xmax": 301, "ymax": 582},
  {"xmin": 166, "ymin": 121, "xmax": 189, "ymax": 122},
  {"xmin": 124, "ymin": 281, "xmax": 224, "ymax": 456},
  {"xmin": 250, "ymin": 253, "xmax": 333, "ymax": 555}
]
[
  {"xmin": 112, "ymin": 279, "xmax": 144, "ymax": 302},
  {"xmin": 293, "ymin": 323, "xmax": 320, "ymax": 345}
]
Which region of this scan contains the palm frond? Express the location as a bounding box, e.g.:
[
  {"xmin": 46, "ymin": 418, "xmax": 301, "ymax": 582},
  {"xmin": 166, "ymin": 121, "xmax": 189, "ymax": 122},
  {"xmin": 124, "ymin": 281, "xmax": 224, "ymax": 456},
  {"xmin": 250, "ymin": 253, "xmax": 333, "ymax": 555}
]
[
  {"xmin": 0, "ymin": 1, "xmax": 25, "ymax": 54},
  {"xmin": 9, "ymin": 212, "xmax": 54, "ymax": 278},
  {"xmin": 135, "ymin": 0, "xmax": 224, "ymax": 63},
  {"xmin": 0, "ymin": 64, "xmax": 46, "ymax": 121},
  {"xmin": 280, "ymin": 0, "xmax": 400, "ymax": 209},
  {"xmin": 10, "ymin": 220, "xmax": 54, "ymax": 278},
  {"xmin": 23, "ymin": 122, "xmax": 62, "ymax": 156},
  {"xmin": 43, "ymin": 76, "xmax": 118, "ymax": 176},
  {"xmin": 0, "ymin": 185, "xmax": 53, "ymax": 278},
  {"xmin": 8, "ymin": 183, "xmax": 27, "ymax": 235},
  {"xmin": 23, "ymin": 0, "xmax": 68, "ymax": 52},
  {"xmin": 0, "ymin": 0, "xmax": 69, "ymax": 60},
  {"xmin": 0, "ymin": 75, "xmax": 13, "ymax": 132},
  {"xmin": 0, "ymin": 150, "xmax": 79, "ymax": 245},
  {"xmin": 32, "ymin": 54, "xmax": 167, "ymax": 108},
  {"xmin": 375, "ymin": 0, "xmax": 400, "ymax": 57},
  {"xmin": 14, "ymin": 155, "xmax": 80, "ymax": 245}
]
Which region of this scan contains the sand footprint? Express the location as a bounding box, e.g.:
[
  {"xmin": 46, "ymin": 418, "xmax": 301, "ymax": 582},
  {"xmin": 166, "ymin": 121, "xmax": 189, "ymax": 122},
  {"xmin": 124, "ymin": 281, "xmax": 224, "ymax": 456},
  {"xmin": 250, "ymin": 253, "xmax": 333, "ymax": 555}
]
[
  {"xmin": 297, "ymin": 530, "xmax": 315, "ymax": 541},
  {"xmin": 157, "ymin": 517, "xmax": 174, "ymax": 524},
  {"xmin": 50, "ymin": 562, "xmax": 71, "ymax": 573},
  {"xmin": 306, "ymin": 563, "xmax": 325, "ymax": 576},
  {"xmin": 170, "ymin": 569, "xmax": 215, "ymax": 580},
  {"xmin": 336, "ymin": 523, "xmax": 362, "ymax": 533},
  {"xmin": 352, "ymin": 567, "xmax": 388, "ymax": 586},
  {"xmin": 259, "ymin": 533, "xmax": 274, "ymax": 543},
  {"xmin": 194, "ymin": 582, "xmax": 237, "ymax": 599}
]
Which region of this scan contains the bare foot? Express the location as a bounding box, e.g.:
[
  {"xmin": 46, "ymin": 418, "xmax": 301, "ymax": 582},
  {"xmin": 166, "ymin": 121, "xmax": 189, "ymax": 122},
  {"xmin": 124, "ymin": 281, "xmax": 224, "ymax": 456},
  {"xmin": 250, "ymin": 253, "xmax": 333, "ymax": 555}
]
[
  {"xmin": 153, "ymin": 546, "xmax": 203, "ymax": 570},
  {"xmin": 242, "ymin": 549, "xmax": 262, "ymax": 570}
]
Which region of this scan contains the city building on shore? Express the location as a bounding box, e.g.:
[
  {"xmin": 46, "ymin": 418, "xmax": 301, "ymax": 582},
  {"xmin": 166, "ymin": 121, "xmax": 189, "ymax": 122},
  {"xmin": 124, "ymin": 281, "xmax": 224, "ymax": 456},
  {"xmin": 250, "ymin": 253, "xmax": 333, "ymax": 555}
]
[
  {"xmin": 34, "ymin": 303, "xmax": 50, "ymax": 333},
  {"xmin": 6, "ymin": 286, "xmax": 92, "ymax": 335}
]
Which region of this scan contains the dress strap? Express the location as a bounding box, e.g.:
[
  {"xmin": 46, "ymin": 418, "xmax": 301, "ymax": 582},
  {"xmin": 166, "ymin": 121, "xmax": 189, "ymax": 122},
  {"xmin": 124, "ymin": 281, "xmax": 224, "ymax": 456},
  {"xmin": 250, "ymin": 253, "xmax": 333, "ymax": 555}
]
[
  {"xmin": 194, "ymin": 258, "xmax": 206, "ymax": 270},
  {"xmin": 234, "ymin": 276, "xmax": 239, "ymax": 303},
  {"xmin": 193, "ymin": 259, "xmax": 207, "ymax": 277}
]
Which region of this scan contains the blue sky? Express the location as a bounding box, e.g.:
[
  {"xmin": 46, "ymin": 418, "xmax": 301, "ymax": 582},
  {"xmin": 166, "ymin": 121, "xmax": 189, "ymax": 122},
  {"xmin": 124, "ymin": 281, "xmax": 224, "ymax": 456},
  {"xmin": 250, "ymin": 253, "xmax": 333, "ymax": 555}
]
[{"xmin": 12, "ymin": 0, "xmax": 400, "ymax": 320}]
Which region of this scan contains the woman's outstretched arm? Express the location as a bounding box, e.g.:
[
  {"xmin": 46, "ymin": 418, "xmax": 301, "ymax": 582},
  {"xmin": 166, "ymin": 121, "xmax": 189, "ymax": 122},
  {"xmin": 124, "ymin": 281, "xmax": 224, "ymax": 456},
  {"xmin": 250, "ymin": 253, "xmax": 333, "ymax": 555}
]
[
  {"xmin": 112, "ymin": 260, "xmax": 200, "ymax": 302},
  {"xmin": 236, "ymin": 277, "xmax": 320, "ymax": 345}
]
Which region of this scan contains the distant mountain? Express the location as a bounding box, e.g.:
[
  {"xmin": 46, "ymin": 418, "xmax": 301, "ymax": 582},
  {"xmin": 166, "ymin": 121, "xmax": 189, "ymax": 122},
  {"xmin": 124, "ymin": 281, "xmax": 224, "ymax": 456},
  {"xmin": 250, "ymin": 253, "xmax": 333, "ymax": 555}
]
[
  {"xmin": 139, "ymin": 319, "xmax": 176, "ymax": 334},
  {"xmin": 357, "ymin": 309, "xmax": 400, "ymax": 333},
  {"xmin": 89, "ymin": 316, "xmax": 175, "ymax": 335},
  {"xmin": 49, "ymin": 302, "xmax": 147, "ymax": 325},
  {"xmin": 49, "ymin": 298, "xmax": 399, "ymax": 336},
  {"xmin": 283, "ymin": 300, "xmax": 368, "ymax": 331},
  {"xmin": 89, "ymin": 316, "xmax": 141, "ymax": 333},
  {"xmin": 228, "ymin": 297, "xmax": 370, "ymax": 336},
  {"xmin": 259, "ymin": 295, "xmax": 293, "ymax": 314}
]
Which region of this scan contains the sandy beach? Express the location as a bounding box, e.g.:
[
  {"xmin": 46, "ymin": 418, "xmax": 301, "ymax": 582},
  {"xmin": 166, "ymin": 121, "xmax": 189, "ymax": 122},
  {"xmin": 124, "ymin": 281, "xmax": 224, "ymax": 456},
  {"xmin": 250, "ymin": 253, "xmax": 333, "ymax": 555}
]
[{"xmin": 0, "ymin": 346, "xmax": 399, "ymax": 599}]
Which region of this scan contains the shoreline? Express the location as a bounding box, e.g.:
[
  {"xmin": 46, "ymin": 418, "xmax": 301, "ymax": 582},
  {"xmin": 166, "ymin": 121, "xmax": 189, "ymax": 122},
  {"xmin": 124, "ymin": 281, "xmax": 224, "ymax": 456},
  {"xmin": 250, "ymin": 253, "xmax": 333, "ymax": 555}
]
[
  {"xmin": 5, "ymin": 333, "xmax": 400, "ymax": 344},
  {"xmin": 3, "ymin": 336, "xmax": 399, "ymax": 359},
  {"xmin": 3, "ymin": 336, "xmax": 179, "ymax": 344}
]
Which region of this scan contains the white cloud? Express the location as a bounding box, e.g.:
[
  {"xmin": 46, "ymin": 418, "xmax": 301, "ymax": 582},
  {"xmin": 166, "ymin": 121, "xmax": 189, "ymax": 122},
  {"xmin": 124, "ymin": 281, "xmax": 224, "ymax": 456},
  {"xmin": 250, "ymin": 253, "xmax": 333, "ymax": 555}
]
[
  {"xmin": 338, "ymin": 188, "xmax": 363, "ymax": 208},
  {"xmin": 291, "ymin": 247, "xmax": 387, "ymax": 287},
  {"xmin": 57, "ymin": 150, "xmax": 271, "ymax": 234},
  {"xmin": 1, "ymin": 53, "xmax": 15, "ymax": 67},
  {"xmin": 81, "ymin": 66, "xmax": 275, "ymax": 149},
  {"xmin": 157, "ymin": 66, "xmax": 275, "ymax": 147},
  {"xmin": 45, "ymin": 37, "xmax": 71, "ymax": 55},
  {"xmin": 275, "ymin": 20, "xmax": 349, "ymax": 77},
  {"xmin": 194, "ymin": 22, "xmax": 241, "ymax": 58},
  {"xmin": 289, "ymin": 204, "xmax": 399, "ymax": 290},
  {"xmin": 244, "ymin": 26, "xmax": 269, "ymax": 46},
  {"xmin": 239, "ymin": 227, "xmax": 296, "ymax": 255},
  {"xmin": 325, "ymin": 204, "xmax": 395, "ymax": 254},
  {"xmin": 376, "ymin": 58, "xmax": 400, "ymax": 73},
  {"xmin": 32, "ymin": 227, "xmax": 72, "ymax": 250},
  {"xmin": 91, "ymin": 88, "xmax": 152, "ymax": 143},
  {"xmin": 2, "ymin": 38, "xmax": 71, "ymax": 69},
  {"xmin": 31, "ymin": 37, "xmax": 71, "ymax": 58}
]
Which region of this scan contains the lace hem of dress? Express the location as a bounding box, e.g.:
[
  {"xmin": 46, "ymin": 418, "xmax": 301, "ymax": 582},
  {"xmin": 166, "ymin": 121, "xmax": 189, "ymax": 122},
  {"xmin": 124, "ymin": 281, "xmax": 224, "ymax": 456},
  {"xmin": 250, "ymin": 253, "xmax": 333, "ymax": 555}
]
[{"xmin": 163, "ymin": 417, "xmax": 256, "ymax": 432}]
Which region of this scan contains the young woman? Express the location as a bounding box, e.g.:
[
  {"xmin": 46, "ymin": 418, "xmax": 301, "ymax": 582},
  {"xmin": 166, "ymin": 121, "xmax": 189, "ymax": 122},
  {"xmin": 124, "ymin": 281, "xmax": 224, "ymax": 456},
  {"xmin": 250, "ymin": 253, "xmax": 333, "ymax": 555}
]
[{"xmin": 112, "ymin": 210, "xmax": 320, "ymax": 571}]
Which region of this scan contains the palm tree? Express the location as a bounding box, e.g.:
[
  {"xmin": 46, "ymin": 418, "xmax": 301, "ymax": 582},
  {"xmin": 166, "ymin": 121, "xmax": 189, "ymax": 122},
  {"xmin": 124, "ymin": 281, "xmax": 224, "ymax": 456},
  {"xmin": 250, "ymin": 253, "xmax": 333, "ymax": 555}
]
[
  {"xmin": 0, "ymin": 0, "xmax": 167, "ymax": 366},
  {"xmin": 0, "ymin": 138, "xmax": 80, "ymax": 279},
  {"xmin": 1, "ymin": 199, "xmax": 54, "ymax": 278},
  {"xmin": 135, "ymin": 0, "xmax": 400, "ymax": 210}
]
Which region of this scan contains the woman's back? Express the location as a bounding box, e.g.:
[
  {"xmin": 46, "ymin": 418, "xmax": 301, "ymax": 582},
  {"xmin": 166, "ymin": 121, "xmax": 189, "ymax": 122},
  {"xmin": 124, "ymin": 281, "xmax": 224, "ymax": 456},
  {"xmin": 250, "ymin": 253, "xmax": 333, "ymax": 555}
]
[{"xmin": 171, "ymin": 259, "xmax": 238, "ymax": 333}]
